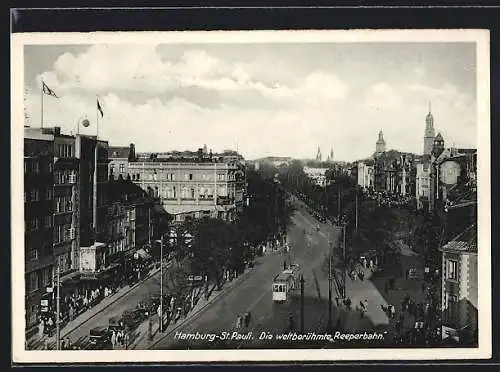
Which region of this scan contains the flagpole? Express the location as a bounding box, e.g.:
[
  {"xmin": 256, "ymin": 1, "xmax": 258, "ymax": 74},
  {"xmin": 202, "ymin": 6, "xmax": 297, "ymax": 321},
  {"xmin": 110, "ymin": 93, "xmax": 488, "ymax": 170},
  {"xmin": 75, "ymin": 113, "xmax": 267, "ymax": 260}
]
[
  {"xmin": 93, "ymin": 98, "xmax": 99, "ymax": 242},
  {"xmin": 40, "ymin": 81, "xmax": 44, "ymax": 129}
]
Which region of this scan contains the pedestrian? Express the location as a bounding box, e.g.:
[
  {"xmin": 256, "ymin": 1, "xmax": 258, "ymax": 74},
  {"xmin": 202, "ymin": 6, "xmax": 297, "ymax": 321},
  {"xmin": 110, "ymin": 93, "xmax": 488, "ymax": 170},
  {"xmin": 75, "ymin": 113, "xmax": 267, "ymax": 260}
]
[
  {"xmin": 288, "ymin": 313, "xmax": 295, "ymax": 331},
  {"xmin": 235, "ymin": 315, "xmax": 241, "ymax": 329},
  {"xmin": 390, "ymin": 305, "xmax": 396, "ymax": 319},
  {"xmin": 38, "ymin": 319, "xmax": 45, "ymax": 339},
  {"xmin": 124, "ymin": 332, "xmax": 129, "ymax": 350},
  {"xmin": 116, "ymin": 331, "xmax": 122, "ymax": 346},
  {"xmin": 111, "ymin": 331, "xmax": 116, "ymax": 349},
  {"xmin": 65, "ymin": 337, "xmax": 72, "ymax": 350},
  {"xmin": 363, "ymin": 299, "xmax": 368, "ymax": 311},
  {"xmin": 61, "ymin": 338, "xmax": 67, "ymax": 350}
]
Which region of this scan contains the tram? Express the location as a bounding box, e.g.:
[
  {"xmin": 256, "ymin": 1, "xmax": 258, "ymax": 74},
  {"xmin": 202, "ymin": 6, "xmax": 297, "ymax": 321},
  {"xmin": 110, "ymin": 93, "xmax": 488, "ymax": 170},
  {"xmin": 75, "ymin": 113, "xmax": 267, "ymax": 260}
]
[{"xmin": 272, "ymin": 264, "xmax": 301, "ymax": 303}]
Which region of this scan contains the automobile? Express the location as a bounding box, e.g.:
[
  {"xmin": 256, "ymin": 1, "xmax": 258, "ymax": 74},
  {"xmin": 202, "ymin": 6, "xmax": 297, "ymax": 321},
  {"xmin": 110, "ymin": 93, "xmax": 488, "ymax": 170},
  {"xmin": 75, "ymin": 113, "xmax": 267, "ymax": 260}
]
[
  {"xmin": 89, "ymin": 326, "xmax": 110, "ymax": 348},
  {"xmin": 121, "ymin": 309, "xmax": 146, "ymax": 330},
  {"xmin": 108, "ymin": 316, "xmax": 123, "ymax": 333}
]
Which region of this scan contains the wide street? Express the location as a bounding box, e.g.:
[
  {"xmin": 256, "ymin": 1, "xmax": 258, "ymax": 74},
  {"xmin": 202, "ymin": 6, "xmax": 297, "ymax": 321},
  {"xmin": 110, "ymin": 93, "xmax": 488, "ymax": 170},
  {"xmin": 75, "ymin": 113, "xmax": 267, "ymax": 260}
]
[{"xmin": 150, "ymin": 199, "xmax": 340, "ymax": 349}]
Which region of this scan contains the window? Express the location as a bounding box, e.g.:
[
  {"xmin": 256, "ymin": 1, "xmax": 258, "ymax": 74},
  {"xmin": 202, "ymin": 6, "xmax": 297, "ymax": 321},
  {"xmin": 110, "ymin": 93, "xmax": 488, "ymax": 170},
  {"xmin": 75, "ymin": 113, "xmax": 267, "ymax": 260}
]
[
  {"xmin": 28, "ymin": 249, "xmax": 38, "ymax": 260},
  {"xmin": 447, "ymin": 259, "xmax": 458, "ymax": 280},
  {"xmin": 33, "ymin": 161, "xmax": 39, "ymax": 173},
  {"xmin": 24, "ymin": 191, "xmax": 28, "ymax": 203},
  {"xmin": 27, "ymin": 271, "xmax": 39, "ymax": 292},
  {"xmin": 191, "ymin": 188, "xmax": 195, "ymax": 198},
  {"xmin": 110, "ymin": 165, "xmax": 115, "ymax": 175},
  {"xmin": 30, "ymin": 189, "xmax": 39, "ymax": 202},
  {"xmin": 189, "ymin": 173, "xmax": 193, "ymax": 181},
  {"xmin": 24, "ymin": 160, "xmax": 28, "ymax": 174},
  {"xmin": 136, "ymin": 173, "xmax": 140, "ymax": 180},
  {"xmin": 119, "ymin": 164, "xmax": 125, "ymax": 172},
  {"xmin": 45, "ymin": 188, "xmax": 53, "ymax": 200},
  {"xmin": 44, "ymin": 215, "xmax": 52, "ymax": 228},
  {"xmin": 30, "ymin": 217, "xmax": 39, "ymax": 231},
  {"xmin": 42, "ymin": 267, "xmax": 52, "ymax": 286}
]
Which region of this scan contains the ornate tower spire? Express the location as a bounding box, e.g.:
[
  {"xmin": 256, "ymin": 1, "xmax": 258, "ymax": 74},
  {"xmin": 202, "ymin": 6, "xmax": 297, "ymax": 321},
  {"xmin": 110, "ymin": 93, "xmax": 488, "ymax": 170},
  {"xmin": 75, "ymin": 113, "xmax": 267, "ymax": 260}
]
[
  {"xmin": 316, "ymin": 146, "xmax": 322, "ymax": 161},
  {"xmin": 376, "ymin": 129, "xmax": 386, "ymax": 154},
  {"xmin": 423, "ymin": 103, "xmax": 436, "ymax": 155}
]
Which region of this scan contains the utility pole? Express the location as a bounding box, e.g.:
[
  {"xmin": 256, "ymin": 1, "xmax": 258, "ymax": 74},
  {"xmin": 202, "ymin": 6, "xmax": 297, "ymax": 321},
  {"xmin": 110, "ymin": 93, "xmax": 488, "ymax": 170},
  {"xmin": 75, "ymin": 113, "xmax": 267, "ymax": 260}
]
[
  {"xmin": 55, "ymin": 260, "xmax": 61, "ymax": 350},
  {"xmin": 355, "ymin": 189, "xmax": 358, "ymax": 233},
  {"xmin": 300, "ymin": 274, "xmax": 305, "ymax": 333},
  {"xmin": 159, "ymin": 235, "xmax": 164, "ymax": 332},
  {"xmin": 342, "ymin": 224, "xmax": 347, "ymax": 299},
  {"xmin": 327, "ymin": 250, "xmax": 333, "ymax": 331}
]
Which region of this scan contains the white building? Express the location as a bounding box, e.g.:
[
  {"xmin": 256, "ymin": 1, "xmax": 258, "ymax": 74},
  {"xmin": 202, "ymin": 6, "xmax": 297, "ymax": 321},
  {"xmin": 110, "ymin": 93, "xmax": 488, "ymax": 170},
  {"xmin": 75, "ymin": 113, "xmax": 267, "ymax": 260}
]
[
  {"xmin": 303, "ymin": 166, "xmax": 329, "ymax": 187},
  {"xmin": 440, "ymin": 223, "xmax": 478, "ymax": 345},
  {"xmin": 357, "ymin": 161, "xmax": 374, "ymax": 189},
  {"xmin": 416, "ymin": 155, "xmax": 432, "ymax": 211}
]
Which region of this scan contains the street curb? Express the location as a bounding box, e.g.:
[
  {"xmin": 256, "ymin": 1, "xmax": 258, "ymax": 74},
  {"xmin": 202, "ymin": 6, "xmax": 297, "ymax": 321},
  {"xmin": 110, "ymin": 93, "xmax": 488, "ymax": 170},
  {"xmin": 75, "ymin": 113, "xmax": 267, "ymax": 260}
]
[
  {"xmin": 143, "ymin": 268, "xmax": 254, "ymax": 349},
  {"xmin": 55, "ymin": 266, "xmax": 163, "ymax": 340}
]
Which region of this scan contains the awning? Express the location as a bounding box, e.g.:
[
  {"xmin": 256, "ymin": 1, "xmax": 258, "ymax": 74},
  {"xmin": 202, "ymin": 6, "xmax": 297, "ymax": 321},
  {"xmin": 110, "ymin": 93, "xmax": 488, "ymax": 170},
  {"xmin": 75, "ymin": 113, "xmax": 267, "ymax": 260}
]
[{"xmin": 80, "ymin": 263, "xmax": 121, "ymax": 281}]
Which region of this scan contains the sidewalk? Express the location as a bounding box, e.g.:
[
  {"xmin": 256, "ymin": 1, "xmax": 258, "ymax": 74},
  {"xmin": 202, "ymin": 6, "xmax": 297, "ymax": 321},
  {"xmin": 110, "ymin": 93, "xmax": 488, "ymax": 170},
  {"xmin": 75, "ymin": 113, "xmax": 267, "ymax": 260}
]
[
  {"xmin": 131, "ymin": 265, "xmax": 255, "ymax": 350},
  {"xmin": 28, "ymin": 265, "xmax": 162, "ymax": 350}
]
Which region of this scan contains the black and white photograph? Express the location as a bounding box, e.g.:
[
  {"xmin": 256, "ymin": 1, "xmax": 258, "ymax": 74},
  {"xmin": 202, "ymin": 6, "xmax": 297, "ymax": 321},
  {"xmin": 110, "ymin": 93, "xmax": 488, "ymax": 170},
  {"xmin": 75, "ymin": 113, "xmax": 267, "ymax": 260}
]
[{"xmin": 11, "ymin": 30, "xmax": 491, "ymax": 362}]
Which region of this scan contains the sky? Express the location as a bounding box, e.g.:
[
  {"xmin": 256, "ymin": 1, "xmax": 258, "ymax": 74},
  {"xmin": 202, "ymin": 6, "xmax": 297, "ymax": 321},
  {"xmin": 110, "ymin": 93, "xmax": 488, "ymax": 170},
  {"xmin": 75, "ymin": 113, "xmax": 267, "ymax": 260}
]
[{"xmin": 23, "ymin": 42, "xmax": 477, "ymax": 161}]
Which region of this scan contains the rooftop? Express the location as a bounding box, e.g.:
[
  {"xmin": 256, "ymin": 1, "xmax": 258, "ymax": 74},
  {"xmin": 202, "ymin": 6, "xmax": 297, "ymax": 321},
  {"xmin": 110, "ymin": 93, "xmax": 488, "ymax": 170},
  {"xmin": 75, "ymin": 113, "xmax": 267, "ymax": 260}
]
[
  {"xmin": 109, "ymin": 146, "xmax": 130, "ymax": 159},
  {"xmin": 441, "ymin": 223, "xmax": 477, "ymax": 254}
]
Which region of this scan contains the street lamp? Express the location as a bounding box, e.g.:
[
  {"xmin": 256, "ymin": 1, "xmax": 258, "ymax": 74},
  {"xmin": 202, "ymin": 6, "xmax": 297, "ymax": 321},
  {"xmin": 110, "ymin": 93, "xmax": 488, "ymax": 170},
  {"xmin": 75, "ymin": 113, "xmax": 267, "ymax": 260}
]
[
  {"xmin": 71, "ymin": 115, "xmax": 89, "ymax": 136},
  {"xmin": 155, "ymin": 237, "xmax": 164, "ymax": 333}
]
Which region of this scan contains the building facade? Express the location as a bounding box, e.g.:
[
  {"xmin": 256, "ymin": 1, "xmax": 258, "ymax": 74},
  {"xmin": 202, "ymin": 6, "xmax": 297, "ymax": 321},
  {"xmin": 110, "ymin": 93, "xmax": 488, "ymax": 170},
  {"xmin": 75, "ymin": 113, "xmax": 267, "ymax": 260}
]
[
  {"xmin": 357, "ymin": 161, "xmax": 375, "ymax": 190},
  {"xmin": 440, "ymin": 223, "xmax": 478, "ymax": 345},
  {"xmin": 415, "ymin": 157, "xmax": 432, "ymax": 211},
  {"xmin": 127, "ymin": 153, "xmax": 246, "ymax": 223},
  {"xmin": 108, "ymin": 144, "xmax": 135, "ymax": 181},
  {"xmin": 24, "ymin": 130, "xmax": 55, "ymax": 331},
  {"xmin": 302, "ymin": 166, "xmax": 330, "ymax": 187}
]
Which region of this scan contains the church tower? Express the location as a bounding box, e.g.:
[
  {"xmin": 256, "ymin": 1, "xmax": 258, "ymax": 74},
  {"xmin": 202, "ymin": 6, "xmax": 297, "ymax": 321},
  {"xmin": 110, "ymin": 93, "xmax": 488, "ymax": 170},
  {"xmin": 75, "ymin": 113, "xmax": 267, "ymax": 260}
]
[
  {"xmin": 375, "ymin": 130, "xmax": 386, "ymax": 154},
  {"xmin": 316, "ymin": 146, "xmax": 322, "ymax": 161},
  {"xmin": 423, "ymin": 103, "xmax": 436, "ymax": 155}
]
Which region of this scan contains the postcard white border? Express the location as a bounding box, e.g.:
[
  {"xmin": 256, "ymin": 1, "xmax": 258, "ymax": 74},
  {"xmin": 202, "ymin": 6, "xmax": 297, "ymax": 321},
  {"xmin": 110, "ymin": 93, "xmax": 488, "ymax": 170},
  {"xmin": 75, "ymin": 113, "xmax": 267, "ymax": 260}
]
[{"xmin": 11, "ymin": 29, "xmax": 491, "ymax": 363}]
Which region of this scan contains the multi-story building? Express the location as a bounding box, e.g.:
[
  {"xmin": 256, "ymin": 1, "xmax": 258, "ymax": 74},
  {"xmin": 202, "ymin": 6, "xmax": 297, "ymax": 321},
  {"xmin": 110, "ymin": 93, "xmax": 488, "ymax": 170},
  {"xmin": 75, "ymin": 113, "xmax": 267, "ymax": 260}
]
[
  {"xmin": 303, "ymin": 166, "xmax": 330, "ymax": 187},
  {"xmin": 24, "ymin": 127, "xmax": 83, "ymax": 333},
  {"xmin": 106, "ymin": 178, "xmax": 156, "ymax": 261},
  {"xmin": 109, "ymin": 144, "xmax": 135, "ymax": 181},
  {"xmin": 24, "ymin": 128, "xmax": 55, "ymax": 333},
  {"xmin": 440, "ymin": 223, "xmax": 478, "ymax": 346},
  {"xmin": 416, "ymin": 155, "xmax": 432, "ymax": 211},
  {"xmin": 74, "ymin": 135, "xmax": 112, "ymax": 286},
  {"xmin": 126, "ymin": 149, "xmax": 246, "ymax": 223},
  {"xmin": 373, "ymin": 150, "xmax": 416, "ymax": 195}
]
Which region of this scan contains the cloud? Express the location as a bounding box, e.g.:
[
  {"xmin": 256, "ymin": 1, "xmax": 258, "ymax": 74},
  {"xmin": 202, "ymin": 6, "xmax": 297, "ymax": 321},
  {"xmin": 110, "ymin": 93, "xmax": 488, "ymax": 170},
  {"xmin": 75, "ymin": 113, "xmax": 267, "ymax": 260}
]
[
  {"xmin": 363, "ymin": 82, "xmax": 402, "ymax": 110},
  {"xmin": 36, "ymin": 45, "xmax": 347, "ymax": 109},
  {"xmin": 25, "ymin": 43, "xmax": 477, "ymax": 161}
]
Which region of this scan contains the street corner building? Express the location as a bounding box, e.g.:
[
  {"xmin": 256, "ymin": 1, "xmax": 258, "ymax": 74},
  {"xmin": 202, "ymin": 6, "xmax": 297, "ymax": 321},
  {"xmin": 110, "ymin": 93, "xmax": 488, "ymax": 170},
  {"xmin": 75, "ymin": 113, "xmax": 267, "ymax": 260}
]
[
  {"xmin": 108, "ymin": 144, "xmax": 247, "ymax": 224},
  {"xmin": 23, "ymin": 126, "xmax": 175, "ymax": 345}
]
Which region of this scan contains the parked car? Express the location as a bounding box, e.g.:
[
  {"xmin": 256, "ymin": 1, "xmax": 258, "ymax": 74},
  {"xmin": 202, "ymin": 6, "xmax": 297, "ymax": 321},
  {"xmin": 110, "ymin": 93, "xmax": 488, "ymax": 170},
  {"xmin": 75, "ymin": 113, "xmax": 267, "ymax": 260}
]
[
  {"xmin": 89, "ymin": 326, "xmax": 111, "ymax": 349},
  {"xmin": 123, "ymin": 308, "xmax": 147, "ymax": 329}
]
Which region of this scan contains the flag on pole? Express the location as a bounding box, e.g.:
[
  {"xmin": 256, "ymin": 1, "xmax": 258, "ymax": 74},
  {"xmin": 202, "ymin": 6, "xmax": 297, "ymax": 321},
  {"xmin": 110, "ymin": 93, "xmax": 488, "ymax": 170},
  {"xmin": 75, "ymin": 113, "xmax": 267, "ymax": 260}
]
[
  {"xmin": 97, "ymin": 98, "xmax": 104, "ymax": 118},
  {"xmin": 42, "ymin": 81, "xmax": 58, "ymax": 98}
]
